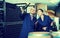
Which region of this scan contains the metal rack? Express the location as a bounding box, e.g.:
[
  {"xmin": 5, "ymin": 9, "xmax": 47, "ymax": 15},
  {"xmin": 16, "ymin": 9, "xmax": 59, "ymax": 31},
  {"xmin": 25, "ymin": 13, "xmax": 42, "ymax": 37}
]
[{"xmin": 0, "ymin": 0, "xmax": 6, "ymax": 38}]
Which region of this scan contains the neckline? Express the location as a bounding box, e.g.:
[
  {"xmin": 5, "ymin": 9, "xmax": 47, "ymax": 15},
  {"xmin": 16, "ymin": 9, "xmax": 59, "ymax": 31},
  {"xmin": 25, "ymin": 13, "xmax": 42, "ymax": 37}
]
[{"xmin": 39, "ymin": 15, "xmax": 45, "ymax": 22}]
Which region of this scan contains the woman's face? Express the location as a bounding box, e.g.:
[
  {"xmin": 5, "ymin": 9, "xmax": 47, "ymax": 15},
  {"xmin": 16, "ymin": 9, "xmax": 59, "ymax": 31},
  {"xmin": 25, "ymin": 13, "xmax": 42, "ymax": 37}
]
[{"xmin": 37, "ymin": 10, "xmax": 43, "ymax": 16}]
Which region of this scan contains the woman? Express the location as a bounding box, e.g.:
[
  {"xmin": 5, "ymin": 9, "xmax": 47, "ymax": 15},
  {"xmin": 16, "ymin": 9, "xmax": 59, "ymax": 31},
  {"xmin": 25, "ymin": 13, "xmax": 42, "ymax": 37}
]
[
  {"xmin": 36, "ymin": 9, "xmax": 53, "ymax": 32},
  {"xmin": 47, "ymin": 10, "xmax": 59, "ymax": 31}
]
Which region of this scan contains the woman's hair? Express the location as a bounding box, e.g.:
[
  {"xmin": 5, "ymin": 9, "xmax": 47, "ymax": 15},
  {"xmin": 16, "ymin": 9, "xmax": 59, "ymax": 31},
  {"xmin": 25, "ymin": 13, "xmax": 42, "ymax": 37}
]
[
  {"xmin": 37, "ymin": 9, "xmax": 43, "ymax": 12},
  {"xmin": 46, "ymin": 10, "xmax": 55, "ymax": 16}
]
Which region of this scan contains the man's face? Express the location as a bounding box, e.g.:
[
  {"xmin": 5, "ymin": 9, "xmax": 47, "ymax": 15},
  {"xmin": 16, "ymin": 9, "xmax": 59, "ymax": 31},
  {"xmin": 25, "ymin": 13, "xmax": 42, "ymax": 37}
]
[{"xmin": 30, "ymin": 8, "xmax": 36, "ymax": 14}]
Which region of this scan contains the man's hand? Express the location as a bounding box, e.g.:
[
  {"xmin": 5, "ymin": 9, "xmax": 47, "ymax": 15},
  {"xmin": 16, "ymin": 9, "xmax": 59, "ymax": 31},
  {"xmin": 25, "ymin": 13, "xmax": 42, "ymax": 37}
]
[
  {"xmin": 35, "ymin": 21, "xmax": 38, "ymax": 26},
  {"xmin": 42, "ymin": 27, "xmax": 47, "ymax": 31}
]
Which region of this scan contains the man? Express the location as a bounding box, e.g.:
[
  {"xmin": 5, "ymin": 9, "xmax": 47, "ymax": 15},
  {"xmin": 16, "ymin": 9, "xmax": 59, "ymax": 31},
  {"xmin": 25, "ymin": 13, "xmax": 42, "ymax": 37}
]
[{"xmin": 19, "ymin": 7, "xmax": 37, "ymax": 38}]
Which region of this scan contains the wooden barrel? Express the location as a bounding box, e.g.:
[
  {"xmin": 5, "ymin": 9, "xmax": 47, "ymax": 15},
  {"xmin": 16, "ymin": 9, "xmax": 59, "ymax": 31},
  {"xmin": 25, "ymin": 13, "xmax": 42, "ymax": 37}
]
[{"xmin": 28, "ymin": 32, "xmax": 50, "ymax": 38}]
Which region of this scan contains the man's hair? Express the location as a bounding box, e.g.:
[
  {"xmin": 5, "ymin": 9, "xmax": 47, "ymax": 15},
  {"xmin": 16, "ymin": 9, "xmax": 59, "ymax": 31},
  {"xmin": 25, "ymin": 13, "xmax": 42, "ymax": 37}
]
[{"xmin": 37, "ymin": 9, "xmax": 43, "ymax": 12}]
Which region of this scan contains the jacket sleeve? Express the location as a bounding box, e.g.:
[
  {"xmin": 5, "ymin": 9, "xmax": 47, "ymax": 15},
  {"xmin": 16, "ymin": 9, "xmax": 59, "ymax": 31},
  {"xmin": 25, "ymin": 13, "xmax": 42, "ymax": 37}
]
[{"xmin": 19, "ymin": 11, "xmax": 27, "ymax": 20}]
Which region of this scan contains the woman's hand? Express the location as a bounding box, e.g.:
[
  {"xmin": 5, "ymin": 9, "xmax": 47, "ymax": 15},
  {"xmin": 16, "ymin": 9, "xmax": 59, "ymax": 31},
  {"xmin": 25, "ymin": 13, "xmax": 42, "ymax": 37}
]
[
  {"xmin": 51, "ymin": 21, "xmax": 56, "ymax": 26},
  {"xmin": 42, "ymin": 27, "xmax": 47, "ymax": 31}
]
